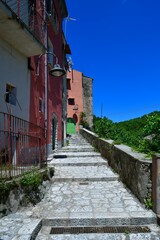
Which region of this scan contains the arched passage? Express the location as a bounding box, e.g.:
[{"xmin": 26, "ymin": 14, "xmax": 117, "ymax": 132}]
[{"xmin": 73, "ymin": 113, "xmax": 78, "ymax": 124}]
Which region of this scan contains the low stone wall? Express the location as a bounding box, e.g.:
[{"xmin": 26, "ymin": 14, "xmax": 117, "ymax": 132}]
[
  {"xmin": 0, "ymin": 168, "xmax": 54, "ymax": 218},
  {"xmin": 80, "ymin": 128, "xmax": 152, "ymax": 204}
]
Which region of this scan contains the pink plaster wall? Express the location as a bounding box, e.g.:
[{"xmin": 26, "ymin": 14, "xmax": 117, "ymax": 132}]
[{"xmin": 67, "ymin": 70, "xmax": 84, "ymax": 132}]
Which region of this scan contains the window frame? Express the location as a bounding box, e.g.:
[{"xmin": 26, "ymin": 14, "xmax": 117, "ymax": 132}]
[{"xmin": 5, "ymin": 83, "xmax": 17, "ymax": 106}]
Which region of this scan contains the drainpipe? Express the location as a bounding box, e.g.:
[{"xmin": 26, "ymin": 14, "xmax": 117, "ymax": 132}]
[{"xmin": 44, "ymin": 0, "xmax": 48, "ymax": 159}]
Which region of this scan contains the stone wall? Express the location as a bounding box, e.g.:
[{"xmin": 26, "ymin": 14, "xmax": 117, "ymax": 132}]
[
  {"xmin": 80, "ymin": 128, "xmax": 152, "ymax": 204},
  {"xmin": 82, "ymin": 75, "xmax": 93, "ymax": 128},
  {"xmin": 0, "ymin": 168, "xmax": 54, "ymax": 218},
  {"xmin": 152, "ymin": 154, "xmax": 160, "ymax": 215}
]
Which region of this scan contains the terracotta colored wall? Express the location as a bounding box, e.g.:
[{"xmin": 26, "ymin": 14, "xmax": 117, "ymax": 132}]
[{"xmin": 67, "ymin": 70, "xmax": 84, "ymax": 132}]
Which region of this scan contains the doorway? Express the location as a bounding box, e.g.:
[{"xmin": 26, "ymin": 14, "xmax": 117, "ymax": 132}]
[{"xmin": 67, "ymin": 118, "xmax": 76, "ymax": 134}]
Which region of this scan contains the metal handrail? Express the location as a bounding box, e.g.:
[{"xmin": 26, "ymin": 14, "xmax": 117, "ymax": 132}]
[{"xmin": 0, "ymin": 112, "xmax": 46, "ymax": 179}]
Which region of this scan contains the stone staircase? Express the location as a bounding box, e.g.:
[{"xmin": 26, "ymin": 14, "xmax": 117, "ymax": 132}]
[
  {"xmin": 34, "ymin": 134, "xmax": 160, "ymax": 239},
  {"xmin": 0, "ymin": 133, "xmax": 160, "ymax": 239}
]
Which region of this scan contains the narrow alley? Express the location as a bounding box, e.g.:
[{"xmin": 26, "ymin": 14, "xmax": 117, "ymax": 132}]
[{"xmin": 0, "ymin": 134, "xmax": 160, "ymax": 239}]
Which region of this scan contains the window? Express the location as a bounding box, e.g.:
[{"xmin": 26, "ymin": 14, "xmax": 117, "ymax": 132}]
[
  {"xmin": 39, "ymin": 98, "xmax": 44, "ymax": 113},
  {"xmin": 68, "ymin": 98, "xmax": 75, "ymax": 105},
  {"xmin": 46, "ymin": 0, "xmax": 59, "ymax": 32},
  {"xmin": 67, "ymin": 78, "xmax": 71, "ymax": 90},
  {"xmin": 46, "ymin": 0, "xmax": 53, "ymax": 15},
  {"xmin": 29, "ymin": 0, "xmax": 36, "ymax": 14},
  {"xmin": 5, "ymin": 84, "xmax": 17, "ymax": 106}
]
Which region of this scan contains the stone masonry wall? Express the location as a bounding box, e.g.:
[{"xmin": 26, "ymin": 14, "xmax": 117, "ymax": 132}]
[
  {"xmin": 82, "ymin": 75, "xmax": 93, "ymax": 128},
  {"xmin": 0, "ymin": 168, "xmax": 54, "ymax": 218},
  {"xmin": 80, "ymin": 128, "xmax": 152, "ymax": 204}
]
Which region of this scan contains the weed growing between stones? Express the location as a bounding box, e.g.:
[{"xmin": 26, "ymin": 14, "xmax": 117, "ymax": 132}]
[{"xmin": 144, "ymin": 197, "xmax": 153, "ymax": 209}]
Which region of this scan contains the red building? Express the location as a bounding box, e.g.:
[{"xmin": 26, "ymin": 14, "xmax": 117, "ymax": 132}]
[{"xmin": 30, "ymin": 0, "xmax": 69, "ymax": 154}]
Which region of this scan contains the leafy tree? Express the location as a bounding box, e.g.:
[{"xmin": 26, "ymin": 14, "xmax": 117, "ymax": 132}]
[
  {"xmin": 93, "ymin": 116, "xmax": 113, "ymax": 138},
  {"xmin": 142, "ymin": 112, "xmax": 160, "ymax": 153},
  {"xmin": 93, "ymin": 111, "xmax": 160, "ymax": 155}
]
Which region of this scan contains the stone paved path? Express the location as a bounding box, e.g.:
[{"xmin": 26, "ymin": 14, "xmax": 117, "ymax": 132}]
[{"xmin": 0, "ymin": 134, "xmax": 160, "ymax": 239}]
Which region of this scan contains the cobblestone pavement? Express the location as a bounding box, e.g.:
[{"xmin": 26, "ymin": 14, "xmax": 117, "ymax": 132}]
[{"xmin": 0, "ymin": 134, "xmax": 160, "ymax": 239}]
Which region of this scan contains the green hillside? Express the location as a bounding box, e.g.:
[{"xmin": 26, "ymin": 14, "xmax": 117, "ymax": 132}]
[{"xmin": 93, "ymin": 111, "xmax": 160, "ymax": 156}]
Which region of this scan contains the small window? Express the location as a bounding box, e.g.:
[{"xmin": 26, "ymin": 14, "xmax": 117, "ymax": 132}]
[
  {"xmin": 39, "ymin": 98, "xmax": 44, "ymax": 113},
  {"xmin": 68, "ymin": 98, "xmax": 75, "ymax": 105},
  {"xmin": 5, "ymin": 84, "xmax": 17, "ymax": 106}
]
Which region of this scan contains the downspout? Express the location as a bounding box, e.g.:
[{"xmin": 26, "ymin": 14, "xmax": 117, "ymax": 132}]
[{"xmin": 44, "ymin": 0, "xmax": 48, "ymax": 158}]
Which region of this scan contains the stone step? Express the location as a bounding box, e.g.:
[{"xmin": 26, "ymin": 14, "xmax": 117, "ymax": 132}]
[
  {"xmin": 69, "ymin": 139, "xmax": 90, "ymax": 142},
  {"xmin": 68, "ymin": 143, "xmax": 90, "ymax": 146},
  {"xmin": 60, "ymin": 148, "xmax": 95, "ymax": 152},
  {"xmin": 59, "ymin": 150, "xmax": 95, "ymax": 153},
  {"xmin": 67, "ymin": 141, "xmax": 90, "ymax": 145},
  {"xmin": 0, "ymin": 212, "xmax": 42, "ymax": 240},
  {"xmin": 52, "ymin": 166, "xmax": 118, "ymax": 182},
  {"xmin": 0, "ymin": 213, "xmax": 157, "ymax": 240},
  {"xmin": 53, "ymin": 177, "xmax": 118, "ymax": 182},
  {"xmin": 68, "ymin": 141, "xmax": 86, "ymax": 142},
  {"xmin": 53, "ymin": 152, "xmax": 101, "ymax": 158},
  {"xmin": 36, "ymin": 224, "xmax": 160, "ymax": 240},
  {"xmin": 42, "ymin": 214, "xmax": 156, "ymax": 227},
  {"xmin": 50, "ymin": 156, "xmax": 108, "ymax": 167},
  {"xmin": 51, "ymin": 162, "xmax": 108, "ymax": 167},
  {"xmin": 31, "ymin": 181, "xmax": 156, "ymax": 227}
]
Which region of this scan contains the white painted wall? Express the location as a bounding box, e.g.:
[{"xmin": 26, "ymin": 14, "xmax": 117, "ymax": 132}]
[{"xmin": 0, "ymin": 38, "xmax": 30, "ymax": 121}]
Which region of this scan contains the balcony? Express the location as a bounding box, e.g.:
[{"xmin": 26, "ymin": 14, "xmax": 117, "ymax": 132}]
[{"xmin": 0, "ymin": 0, "xmax": 45, "ymax": 57}]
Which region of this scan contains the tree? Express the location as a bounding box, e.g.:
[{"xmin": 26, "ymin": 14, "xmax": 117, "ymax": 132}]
[
  {"xmin": 93, "ymin": 111, "xmax": 160, "ymax": 155},
  {"xmin": 142, "ymin": 112, "xmax": 160, "ymax": 152},
  {"xmin": 93, "ymin": 116, "xmax": 113, "ymax": 138}
]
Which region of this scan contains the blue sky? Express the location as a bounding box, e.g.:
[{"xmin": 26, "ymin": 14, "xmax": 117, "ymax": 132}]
[{"xmin": 64, "ymin": 0, "xmax": 160, "ymax": 122}]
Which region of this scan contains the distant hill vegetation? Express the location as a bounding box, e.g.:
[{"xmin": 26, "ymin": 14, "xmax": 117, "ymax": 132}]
[{"xmin": 93, "ymin": 111, "xmax": 160, "ymax": 156}]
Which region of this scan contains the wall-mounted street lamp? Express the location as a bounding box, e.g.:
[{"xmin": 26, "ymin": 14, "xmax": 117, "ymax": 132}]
[
  {"xmin": 36, "ymin": 52, "xmax": 66, "ymax": 77},
  {"xmin": 73, "ymin": 104, "xmax": 78, "ymax": 112}
]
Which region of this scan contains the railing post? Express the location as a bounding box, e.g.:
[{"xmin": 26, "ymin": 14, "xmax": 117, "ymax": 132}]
[
  {"xmin": 152, "ymin": 154, "xmax": 160, "ymax": 214},
  {"xmin": 7, "ymin": 113, "xmax": 12, "ymax": 178}
]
